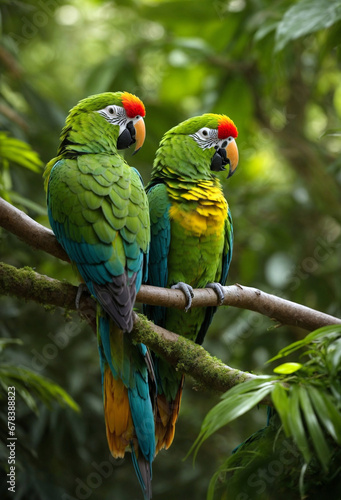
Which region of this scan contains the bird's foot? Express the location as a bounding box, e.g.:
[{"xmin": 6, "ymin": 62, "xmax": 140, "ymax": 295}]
[
  {"xmin": 75, "ymin": 283, "xmax": 90, "ymax": 309},
  {"xmin": 206, "ymin": 282, "xmax": 225, "ymax": 305},
  {"xmin": 171, "ymin": 282, "xmax": 194, "ymax": 312}
]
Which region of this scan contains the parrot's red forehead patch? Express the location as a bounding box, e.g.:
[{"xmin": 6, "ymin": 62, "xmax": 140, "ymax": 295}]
[
  {"xmin": 121, "ymin": 92, "xmax": 146, "ymax": 119},
  {"xmin": 218, "ymin": 117, "xmax": 238, "ymax": 140}
]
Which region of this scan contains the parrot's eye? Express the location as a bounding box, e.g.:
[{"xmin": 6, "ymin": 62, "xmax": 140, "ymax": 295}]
[
  {"xmin": 96, "ymin": 105, "xmax": 127, "ymax": 126},
  {"xmin": 190, "ymin": 127, "xmax": 219, "ymax": 150},
  {"xmin": 198, "ymin": 128, "xmax": 214, "ymax": 140}
]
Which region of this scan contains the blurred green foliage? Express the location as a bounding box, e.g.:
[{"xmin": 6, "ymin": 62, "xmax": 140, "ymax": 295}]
[
  {"xmin": 0, "ymin": 0, "xmax": 340, "ymax": 499},
  {"xmin": 191, "ymin": 324, "xmax": 341, "ymax": 498}
]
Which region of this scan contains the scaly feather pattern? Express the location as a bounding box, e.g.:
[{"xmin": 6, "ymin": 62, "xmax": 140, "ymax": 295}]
[{"xmin": 45, "ymin": 92, "xmax": 155, "ymax": 499}]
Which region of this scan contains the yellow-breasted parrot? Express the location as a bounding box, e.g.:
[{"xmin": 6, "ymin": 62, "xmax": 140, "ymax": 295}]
[
  {"xmin": 144, "ymin": 113, "xmax": 238, "ymax": 452},
  {"xmin": 44, "ymin": 92, "xmax": 155, "ymax": 499}
]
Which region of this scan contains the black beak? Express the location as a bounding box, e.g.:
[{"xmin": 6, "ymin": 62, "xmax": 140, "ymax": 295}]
[
  {"xmin": 210, "ymin": 147, "xmax": 236, "ymax": 178},
  {"xmin": 210, "ymin": 148, "xmax": 228, "ymax": 173},
  {"xmin": 226, "ymin": 161, "xmax": 234, "ymax": 179},
  {"xmin": 117, "ymin": 121, "xmax": 136, "ymax": 150}
]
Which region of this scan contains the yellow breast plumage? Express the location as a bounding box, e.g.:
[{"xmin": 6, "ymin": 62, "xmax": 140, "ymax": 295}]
[{"xmin": 168, "ymin": 180, "xmax": 227, "ymax": 237}]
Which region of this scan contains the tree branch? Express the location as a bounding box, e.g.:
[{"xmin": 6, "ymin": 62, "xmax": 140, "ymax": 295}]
[
  {"xmin": 131, "ymin": 313, "xmax": 260, "ymax": 395},
  {"xmin": 0, "ymin": 261, "xmax": 261, "ymax": 398},
  {"xmin": 1, "ymin": 197, "xmax": 340, "ymax": 331},
  {"xmin": 0, "ymin": 197, "xmax": 69, "ymax": 262},
  {"xmin": 137, "ymin": 284, "xmax": 341, "ymax": 331}
]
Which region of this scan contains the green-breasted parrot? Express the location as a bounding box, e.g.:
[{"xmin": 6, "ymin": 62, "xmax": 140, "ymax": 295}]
[
  {"xmin": 44, "ymin": 92, "xmax": 155, "ymax": 499},
  {"xmin": 144, "ymin": 113, "xmax": 238, "ymax": 452}
]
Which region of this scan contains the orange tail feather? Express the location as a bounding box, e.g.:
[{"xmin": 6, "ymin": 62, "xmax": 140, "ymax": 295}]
[
  {"xmin": 104, "ymin": 367, "xmax": 135, "ymax": 457},
  {"xmin": 155, "ymin": 375, "xmax": 184, "ymax": 453}
]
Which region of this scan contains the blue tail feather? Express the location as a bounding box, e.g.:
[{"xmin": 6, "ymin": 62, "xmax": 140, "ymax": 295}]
[
  {"xmin": 131, "ymin": 446, "xmax": 152, "ymax": 500},
  {"xmin": 129, "ymin": 380, "xmax": 155, "ymax": 463},
  {"xmin": 97, "ymin": 312, "xmax": 155, "ymax": 499}
]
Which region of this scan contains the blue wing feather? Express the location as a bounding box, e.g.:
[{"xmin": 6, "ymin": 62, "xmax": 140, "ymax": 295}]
[
  {"xmin": 143, "ymin": 183, "xmax": 171, "ymax": 327},
  {"xmin": 221, "ymin": 207, "xmax": 233, "ymax": 286}
]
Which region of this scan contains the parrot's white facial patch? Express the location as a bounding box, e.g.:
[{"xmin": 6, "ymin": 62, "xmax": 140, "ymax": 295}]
[
  {"xmin": 190, "ymin": 127, "xmax": 235, "ymax": 151},
  {"xmin": 190, "ymin": 127, "xmax": 219, "ymax": 150},
  {"xmin": 96, "ymin": 104, "xmax": 128, "ymax": 135},
  {"xmin": 96, "ymin": 105, "xmax": 143, "ymax": 136}
]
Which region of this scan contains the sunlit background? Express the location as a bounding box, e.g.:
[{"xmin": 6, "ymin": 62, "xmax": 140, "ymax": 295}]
[{"xmin": 1, "ymin": 0, "xmax": 341, "ymax": 499}]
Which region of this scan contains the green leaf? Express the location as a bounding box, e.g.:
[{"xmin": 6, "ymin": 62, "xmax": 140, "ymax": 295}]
[
  {"xmin": 299, "ymin": 463, "xmax": 308, "ymax": 498},
  {"xmin": 304, "ymin": 324, "xmax": 341, "ymax": 343},
  {"xmin": 207, "ymin": 469, "xmax": 222, "ymax": 500},
  {"xmin": 271, "ymin": 383, "xmax": 290, "ymax": 435},
  {"xmin": 326, "ymin": 337, "xmax": 341, "ymax": 376},
  {"xmin": 0, "ymin": 338, "xmax": 23, "ymax": 353},
  {"xmin": 0, "ymin": 364, "xmax": 80, "ymax": 413},
  {"xmin": 330, "ymin": 380, "xmax": 341, "ymax": 405},
  {"xmin": 298, "ymin": 385, "xmax": 330, "ymax": 471},
  {"xmin": 14, "ymin": 385, "xmax": 39, "ymax": 414},
  {"xmin": 322, "ymin": 128, "xmax": 341, "ymax": 138},
  {"xmin": 19, "ymin": 367, "xmax": 80, "ymax": 412},
  {"xmin": 268, "ymin": 325, "xmax": 341, "ymax": 363},
  {"xmin": 254, "ymin": 21, "xmax": 278, "ymax": 43},
  {"xmin": 220, "ymin": 376, "xmax": 274, "ymax": 399},
  {"xmin": 0, "ymin": 132, "xmax": 43, "ymax": 172},
  {"xmin": 308, "ymin": 385, "xmax": 341, "ymax": 445},
  {"xmin": 287, "ymin": 385, "xmax": 311, "ymax": 464},
  {"xmin": 189, "ymin": 377, "xmax": 274, "ymax": 460},
  {"xmin": 275, "ymin": 0, "xmax": 341, "ymax": 52},
  {"xmin": 267, "ymin": 339, "xmax": 310, "ymax": 363},
  {"xmin": 273, "ymin": 362, "xmax": 302, "ymax": 374}
]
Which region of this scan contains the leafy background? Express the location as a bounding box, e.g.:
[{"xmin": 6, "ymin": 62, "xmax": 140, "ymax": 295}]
[{"xmin": 0, "ymin": 0, "xmax": 341, "ymax": 499}]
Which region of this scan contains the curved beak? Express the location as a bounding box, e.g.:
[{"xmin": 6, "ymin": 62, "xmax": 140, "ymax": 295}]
[
  {"xmin": 132, "ymin": 117, "xmax": 146, "ymax": 155},
  {"xmin": 226, "ymin": 139, "xmax": 239, "ymax": 178}
]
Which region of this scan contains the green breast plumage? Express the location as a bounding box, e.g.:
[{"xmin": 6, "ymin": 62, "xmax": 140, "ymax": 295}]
[{"xmin": 46, "ymin": 153, "xmax": 149, "ymax": 323}]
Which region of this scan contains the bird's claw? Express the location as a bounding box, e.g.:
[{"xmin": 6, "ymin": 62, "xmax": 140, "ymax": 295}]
[
  {"xmin": 75, "ymin": 283, "xmax": 90, "ymax": 309},
  {"xmin": 171, "ymin": 282, "xmax": 194, "ymax": 312},
  {"xmin": 206, "ymin": 282, "xmax": 225, "ymax": 305}
]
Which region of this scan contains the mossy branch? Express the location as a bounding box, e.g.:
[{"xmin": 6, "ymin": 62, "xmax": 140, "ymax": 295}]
[
  {"xmin": 131, "ymin": 313, "xmax": 258, "ymax": 394},
  {"xmin": 0, "ymin": 261, "xmax": 260, "ymax": 397}
]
